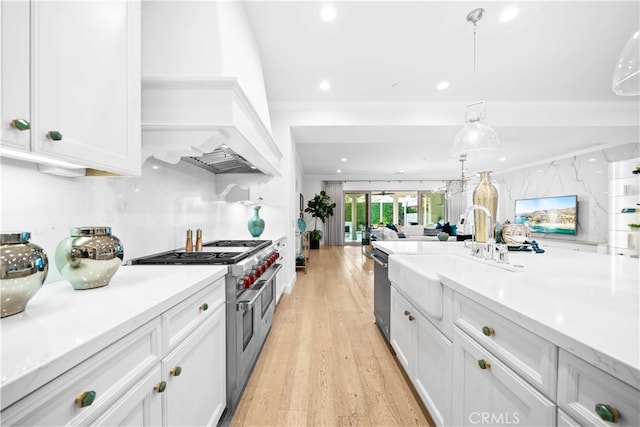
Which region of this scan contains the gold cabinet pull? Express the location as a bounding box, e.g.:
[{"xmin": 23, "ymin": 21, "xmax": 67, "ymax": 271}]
[
  {"xmin": 10, "ymin": 118, "xmax": 30, "ymax": 131},
  {"xmin": 75, "ymin": 390, "xmax": 96, "ymax": 408},
  {"xmin": 482, "ymin": 326, "xmax": 495, "ymax": 336},
  {"xmin": 595, "ymin": 403, "xmax": 620, "ymax": 423},
  {"xmin": 408, "ymin": 315, "xmax": 415, "ymax": 321},
  {"xmin": 404, "ymin": 310, "xmax": 410, "ymax": 316},
  {"xmin": 477, "ymin": 359, "xmax": 491, "ymax": 370},
  {"xmin": 170, "ymin": 366, "xmax": 182, "ymax": 377},
  {"xmin": 154, "ymin": 381, "xmax": 167, "ymax": 393},
  {"xmin": 199, "ymin": 303, "xmax": 209, "ymax": 312},
  {"xmin": 46, "ymin": 130, "xmax": 63, "ymax": 141}
]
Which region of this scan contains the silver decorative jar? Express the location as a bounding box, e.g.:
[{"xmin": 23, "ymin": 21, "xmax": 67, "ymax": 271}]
[
  {"xmin": 55, "ymin": 227, "xmax": 124, "ymax": 290},
  {"xmin": 1, "ymin": 232, "xmax": 49, "ymax": 318}
]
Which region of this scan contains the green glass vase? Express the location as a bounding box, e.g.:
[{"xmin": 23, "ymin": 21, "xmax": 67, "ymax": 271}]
[{"xmin": 248, "ymin": 206, "xmax": 265, "ymax": 238}]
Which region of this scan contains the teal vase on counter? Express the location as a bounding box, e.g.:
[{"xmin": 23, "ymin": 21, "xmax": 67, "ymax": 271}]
[{"xmin": 248, "ymin": 206, "xmax": 265, "ymax": 238}]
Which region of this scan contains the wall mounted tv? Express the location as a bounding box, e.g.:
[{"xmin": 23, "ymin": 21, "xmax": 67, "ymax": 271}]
[{"xmin": 514, "ymin": 195, "xmax": 578, "ymax": 235}]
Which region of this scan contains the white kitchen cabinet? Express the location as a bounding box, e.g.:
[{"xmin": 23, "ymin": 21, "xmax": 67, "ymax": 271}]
[
  {"xmin": 92, "ymin": 365, "xmax": 163, "ymax": 427},
  {"xmin": 452, "ymin": 327, "xmax": 556, "ymax": 427},
  {"xmin": 454, "ymin": 292, "xmax": 557, "ymax": 400},
  {"xmin": 557, "ymin": 350, "xmax": 640, "ymax": 427},
  {"xmin": 390, "ymin": 286, "xmax": 417, "ymax": 376},
  {"xmin": 162, "ymin": 305, "xmax": 226, "ymax": 427},
  {"xmin": 1, "ymin": 0, "xmax": 141, "ymax": 175},
  {"xmin": 0, "ymin": 319, "xmax": 162, "ymax": 426},
  {"xmin": 0, "ymin": 1, "xmax": 30, "ymax": 151},
  {"xmin": 390, "ymin": 286, "xmax": 452, "ymax": 427},
  {"xmin": 0, "ymin": 273, "xmax": 227, "ymax": 427}
]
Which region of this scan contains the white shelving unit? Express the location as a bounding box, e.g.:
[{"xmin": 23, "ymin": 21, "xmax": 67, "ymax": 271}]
[{"xmin": 608, "ymin": 158, "xmax": 640, "ymax": 258}]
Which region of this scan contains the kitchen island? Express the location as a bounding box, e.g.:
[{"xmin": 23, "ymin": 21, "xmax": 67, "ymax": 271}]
[
  {"xmin": 385, "ymin": 244, "xmax": 639, "ymax": 426},
  {"xmin": 1, "ymin": 264, "xmax": 228, "ymax": 426}
]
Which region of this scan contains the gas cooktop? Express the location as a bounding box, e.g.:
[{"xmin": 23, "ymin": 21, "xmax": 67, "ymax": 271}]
[{"xmin": 130, "ymin": 240, "xmax": 272, "ymax": 265}]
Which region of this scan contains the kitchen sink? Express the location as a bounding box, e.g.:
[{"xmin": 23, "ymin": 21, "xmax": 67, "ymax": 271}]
[{"xmin": 388, "ymin": 254, "xmax": 514, "ymax": 320}]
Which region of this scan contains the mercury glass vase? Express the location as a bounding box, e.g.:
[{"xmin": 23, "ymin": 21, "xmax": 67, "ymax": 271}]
[
  {"xmin": 248, "ymin": 206, "xmax": 265, "ymax": 238},
  {"xmin": 55, "ymin": 227, "xmax": 124, "ymax": 290},
  {"xmin": 472, "ymin": 171, "xmax": 498, "ymax": 243},
  {"xmin": 1, "ymin": 232, "xmax": 49, "ymax": 317}
]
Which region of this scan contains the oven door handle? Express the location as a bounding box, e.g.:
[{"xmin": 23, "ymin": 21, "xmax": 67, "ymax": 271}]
[
  {"xmin": 371, "ymin": 254, "xmax": 388, "ymax": 268},
  {"xmin": 237, "ymin": 282, "xmax": 266, "ymax": 312},
  {"xmin": 258, "ymin": 262, "xmax": 282, "ymax": 284}
]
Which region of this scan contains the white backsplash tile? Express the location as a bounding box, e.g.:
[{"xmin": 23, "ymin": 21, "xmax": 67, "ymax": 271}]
[{"xmin": 1, "ymin": 157, "xmax": 272, "ymax": 283}]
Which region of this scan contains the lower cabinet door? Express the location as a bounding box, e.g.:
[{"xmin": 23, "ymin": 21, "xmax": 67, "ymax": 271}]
[
  {"xmin": 93, "ymin": 365, "xmax": 163, "ymax": 427},
  {"xmin": 390, "ymin": 286, "xmax": 416, "ymax": 377},
  {"xmin": 415, "ymin": 313, "xmax": 452, "ymax": 427},
  {"xmin": 452, "ymin": 327, "xmax": 556, "ymax": 427},
  {"xmin": 162, "ymin": 305, "xmax": 226, "ymax": 427}
]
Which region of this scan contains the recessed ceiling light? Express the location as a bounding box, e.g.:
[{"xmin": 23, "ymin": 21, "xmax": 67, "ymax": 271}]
[
  {"xmin": 500, "ymin": 7, "xmax": 519, "ymax": 22},
  {"xmin": 588, "ymin": 158, "xmax": 596, "ymax": 162},
  {"xmin": 336, "ymin": 169, "xmax": 342, "ymax": 173},
  {"xmin": 320, "ymin": 5, "xmax": 336, "ymax": 22},
  {"xmin": 396, "ymin": 170, "xmax": 405, "ymax": 174},
  {"xmin": 341, "ymin": 158, "xmax": 347, "ymax": 162},
  {"xmin": 436, "ymin": 81, "xmax": 450, "ymax": 90},
  {"xmin": 499, "ymin": 156, "xmax": 506, "ymax": 161},
  {"xmin": 319, "ymin": 80, "xmax": 331, "ymax": 91}
]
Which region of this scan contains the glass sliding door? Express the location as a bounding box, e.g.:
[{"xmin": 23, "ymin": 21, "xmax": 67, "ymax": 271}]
[
  {"xmin": 344, "ymin": 193, "xmax": 368, "ymax": 244},
  {"xmin": 370, "ymin": 192, "xmax": 418, "ymax": 227},
  {"xmin": 419, "ymin": 192, "xmax": 445, "ymax": 226}
]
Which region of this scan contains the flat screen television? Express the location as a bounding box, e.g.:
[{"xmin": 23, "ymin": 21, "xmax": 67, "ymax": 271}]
[{"xmin": 514, "ymin": 195, "xmax": 578, "ymax": 235}]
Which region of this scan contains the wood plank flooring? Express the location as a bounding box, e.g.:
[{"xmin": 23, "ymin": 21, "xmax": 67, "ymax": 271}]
[{"xmin": 231, "ymin": 246, "xmax": 434, "ymax": 427}]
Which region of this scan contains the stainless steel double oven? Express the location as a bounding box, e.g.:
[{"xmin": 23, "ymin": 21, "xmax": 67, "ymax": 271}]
[{"xmin": 130, "ymin": 239, "xmax": 281, "ymax": 422}]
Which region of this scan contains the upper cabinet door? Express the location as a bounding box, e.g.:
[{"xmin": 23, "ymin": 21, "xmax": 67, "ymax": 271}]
[
  {"xmin": 31, "ymin": 1, "xmax": 141, "ymax": 175},
  {"xmin": 1, "ymin": 1, "xmax": 31, "ymax": 151}
]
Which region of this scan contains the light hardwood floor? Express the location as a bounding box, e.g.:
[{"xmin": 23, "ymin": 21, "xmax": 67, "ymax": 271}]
[{"xmin": 231, "ymin": 245, "xmax": 434, "ymax": 426}]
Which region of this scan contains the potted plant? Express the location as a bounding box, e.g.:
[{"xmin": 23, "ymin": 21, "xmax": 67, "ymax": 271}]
[{"xmin": 304, "ymin": 190, "xmax": 336, "ymax": 249}]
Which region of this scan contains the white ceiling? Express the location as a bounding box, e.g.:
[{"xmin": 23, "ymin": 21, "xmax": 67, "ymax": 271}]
[{"xmin": 244, "ymin": 1, "xmax": 640, "ymax": 181}]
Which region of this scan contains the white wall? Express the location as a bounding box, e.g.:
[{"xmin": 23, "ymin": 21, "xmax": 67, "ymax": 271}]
[{"xmin": 0, "ymin": 157, "xmax": 286, "ymax": 284}]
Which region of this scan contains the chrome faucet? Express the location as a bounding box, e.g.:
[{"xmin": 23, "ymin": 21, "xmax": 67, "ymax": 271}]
[{"xmin": 463, "ymin": 204, "xmax": 497, "ymax": 260}]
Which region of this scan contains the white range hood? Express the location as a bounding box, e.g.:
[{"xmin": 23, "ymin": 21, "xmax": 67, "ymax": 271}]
[
  {"xmin": 142, "ymin": 77, "xmax": 281, "ymax": 194},
  {"xmin": 141, "ymin": 1, "xmax": 282, "ymax": 195}
]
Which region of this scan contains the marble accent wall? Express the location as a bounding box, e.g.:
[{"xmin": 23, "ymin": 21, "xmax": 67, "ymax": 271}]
[
  {"xmin": 1, "ymin": 157, "xmax": 283, "ymax": 284},
  {"xmin": 493, "ymin": 143, "xmax": 639, "ymax": 244}
]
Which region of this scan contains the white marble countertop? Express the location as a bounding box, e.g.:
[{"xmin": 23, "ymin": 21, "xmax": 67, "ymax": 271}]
[
  {"xmin": 389, "ymin": 249, "xmax": 640, "ymax": 389},
  {"xmin": 373, "ymin": 240, "xmax": 468, "ymax": 255},
  {"xmin": 0, "ymin": 264, "xmax": 228, "ymax": 410}
]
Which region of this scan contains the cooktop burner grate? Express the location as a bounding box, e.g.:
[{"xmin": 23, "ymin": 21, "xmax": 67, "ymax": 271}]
[{"xmin": 129, "ymin": 239, "xmax": 272, "ymax": 265}]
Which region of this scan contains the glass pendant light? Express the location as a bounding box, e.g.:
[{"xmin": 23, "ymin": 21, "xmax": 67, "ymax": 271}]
[
  {"xmin": 612, "ymin": 30, "xmax": 639, "ymax": 96},
  {"xmin": 451, "ymin": 8, "xmax": 500, "ymax": 158}
]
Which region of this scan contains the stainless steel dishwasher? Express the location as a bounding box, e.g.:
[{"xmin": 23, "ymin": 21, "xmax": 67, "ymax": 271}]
[{"xmin": 372, "ymin": 247, "xmax": 391, "ymax": 344}]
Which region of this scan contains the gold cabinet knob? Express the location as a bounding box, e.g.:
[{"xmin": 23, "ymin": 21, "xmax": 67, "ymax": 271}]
[
  {"xmin": 10, "ymin": 118, "xmax": 30, "ymax": 131},
  {"xmin": 75, "ymin": 390, "xmax": 96, "ymax": 408},
  {"xmin": 408, "ymin": 315, "xmax": 415, "ymax": 321},
  {"xmin": 595, "ymin": 403, "xmax": 620, "ymax": 423},
  {"xmin": 482, "ymin": 326, "xmax": 495, "ymax": 336},
  {"xmin": 477, "ymin": 359, "xmax": 491, "ymax": 370},
  {"xmin": 170, "ymin": 366, "xmax": 182, "ymax": 377},
  {"xmin": 404, "ymin": 310, "xmax": 410, "ymax": 316},
  {"xmin": 46, "ymin": 130, "xmax": 63, "ymax": 141},
  {"xmin": 199, "ymin": 303, "xmax": 208, "ymax": 312},
  {"xmin": 154, "ymin": 381, "xmax": 167, "ymax": 393}
]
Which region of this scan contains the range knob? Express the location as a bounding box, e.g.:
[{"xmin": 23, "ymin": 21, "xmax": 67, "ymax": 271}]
[
  {"xmin": 260, "ymin": 264, "xmax": 267, "ymax": 273},
  {"xmin": 239, "ymin": 275, "xmax": 253, "ymax": 289},
  {"xmin": 252, "ymin": 265, "xmax": 261, "ymax": 278}
]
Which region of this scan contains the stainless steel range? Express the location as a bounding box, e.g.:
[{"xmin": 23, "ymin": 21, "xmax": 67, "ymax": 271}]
[{"xmin": 130, "ymin": 239, "xmax": 281, "ymax": 421}]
